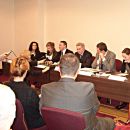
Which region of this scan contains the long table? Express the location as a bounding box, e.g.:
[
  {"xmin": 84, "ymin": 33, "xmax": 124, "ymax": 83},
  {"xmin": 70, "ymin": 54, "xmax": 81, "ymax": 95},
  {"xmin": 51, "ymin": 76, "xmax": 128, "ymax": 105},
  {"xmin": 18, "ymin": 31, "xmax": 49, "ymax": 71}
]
[
  {"xmin": 49, "ymin": 69, "xmax": 130, "ymax": 121},
  {"xmin": 1, "ymin": 64, "xmax": 130, "ymax": 121}
]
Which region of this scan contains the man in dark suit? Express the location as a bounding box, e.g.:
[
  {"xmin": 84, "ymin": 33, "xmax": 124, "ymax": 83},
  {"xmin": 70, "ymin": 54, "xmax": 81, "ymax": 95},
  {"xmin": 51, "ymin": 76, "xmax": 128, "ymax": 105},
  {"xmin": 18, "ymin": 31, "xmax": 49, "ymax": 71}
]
[
  {"xmin": 40, "ymin": 53, "xmax": 115, "ymax": 130},
  {"xmin": 75, "ymin": 42, "xmax": 92, "ymax": 68},
  {"xmin": 58, "ymin": 41, "xmax": 73, "ymax": 57}
]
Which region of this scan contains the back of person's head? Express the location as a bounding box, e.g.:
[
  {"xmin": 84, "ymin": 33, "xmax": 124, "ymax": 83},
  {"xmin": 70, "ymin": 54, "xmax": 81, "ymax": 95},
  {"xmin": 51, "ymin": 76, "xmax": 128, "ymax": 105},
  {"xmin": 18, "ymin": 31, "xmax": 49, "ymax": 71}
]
[
  {"xmin": 122, "ymin": 48, "xmax": 130, "ymax": 55},
  {"xmin": 29, "ymin": 41, "xmax": 40, "ymax": 52},
  {"xmin": 59, "ymin": 53, "xmax": 80, "ymax": 76},
  {"xmin": 20, "ymin": 50, "xmax": 31, "ymax": 60},
  {"xmin": 0, "ymin": 84, "xmax": 16, "ymax": 130},
  {"xmin": 10, "ymin": 56, "xmax": 30, "ymax": 77},
  {"xmin": 96, "ymin": 42, "xmax": 107, "ymax": 52},
  {"xmin": 60, "ymin": 41, "xmax": 67, "ymax": 47}
]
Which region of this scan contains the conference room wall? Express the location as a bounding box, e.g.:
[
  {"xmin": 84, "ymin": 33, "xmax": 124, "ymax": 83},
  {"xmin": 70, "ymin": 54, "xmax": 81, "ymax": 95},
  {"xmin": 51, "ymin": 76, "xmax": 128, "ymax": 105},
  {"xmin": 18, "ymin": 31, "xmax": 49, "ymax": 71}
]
[
  {"xmin": 45, "ymin": 0, "xmax": 130, "ymax": 60},
  {"xmin": 14, "ymin": 0, "xmax": 45, "ymax": 55},
  {"xmin": 0, "ymin": 0, "xmax": 14, "ymax": 54}
]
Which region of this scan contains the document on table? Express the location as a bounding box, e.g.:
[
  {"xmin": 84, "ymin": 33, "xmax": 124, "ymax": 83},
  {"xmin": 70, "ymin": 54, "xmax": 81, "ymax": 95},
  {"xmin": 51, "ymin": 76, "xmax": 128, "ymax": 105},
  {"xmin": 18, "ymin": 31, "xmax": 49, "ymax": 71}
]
[
  {"xmin": 108, "ymin": 75, "xmax": 127, "ymax": 81},
  {"xmin": 35, "ymin": 64, "xmax": 47, "ymax": 69},
  {"xmin": 80, "ymin": 68, "xmax": 101, "ymax": 73},
  {"xmin": 116, "ymin": 73, "xmax": 128, "ymax": 77},
  {"xmin": 78, "ymin": 70, "xmax": 93, "ymax": 76}
]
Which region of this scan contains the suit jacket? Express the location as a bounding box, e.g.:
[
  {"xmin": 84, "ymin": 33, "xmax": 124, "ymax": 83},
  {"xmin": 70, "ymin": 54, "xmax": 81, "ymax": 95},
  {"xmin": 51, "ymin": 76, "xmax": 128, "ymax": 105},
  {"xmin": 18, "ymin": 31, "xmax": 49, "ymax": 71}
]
[
  {"xmin": 58, "ymin": 49, "xmax": 73, "ymax": 57},
  {"xmin": 31, "ymin": 51, "xmax": 46, "ymax": 61},
  {"xmin": 40, "ymin": 78, "xmax": 114, "ymax": 130},
  {"xmin": 75, "ymin": 50, "xmax": 92, "ymax": 68},
  {"xmin": 121, "ymin": 60, "xmax": 130, "ymax": 74},
  {"xmin": 92, "ymin": 50, "xmax": 116, "ymax": 72},
  {"xmin": 45, "ymin": 50, "xmax": 60, "ymax": 63}
]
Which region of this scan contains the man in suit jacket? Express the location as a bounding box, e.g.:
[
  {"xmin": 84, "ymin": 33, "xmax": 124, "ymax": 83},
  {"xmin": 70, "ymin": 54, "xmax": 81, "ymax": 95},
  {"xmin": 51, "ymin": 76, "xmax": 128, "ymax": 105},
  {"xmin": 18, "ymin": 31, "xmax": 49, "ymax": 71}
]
[
  {"xmin": 75, "ymin": 42, "xmax": 92, "ymax": 68},
  {"xmin": 40, "ymin": 53, "xmax": 115, "ymax": 130},
  {"xmin": 58, "ymin": 41, "xmax": 73, "ymax": 58},
  {"xmin": 92, "ymin": 42, "xmax": 116, "ymax": 72}
]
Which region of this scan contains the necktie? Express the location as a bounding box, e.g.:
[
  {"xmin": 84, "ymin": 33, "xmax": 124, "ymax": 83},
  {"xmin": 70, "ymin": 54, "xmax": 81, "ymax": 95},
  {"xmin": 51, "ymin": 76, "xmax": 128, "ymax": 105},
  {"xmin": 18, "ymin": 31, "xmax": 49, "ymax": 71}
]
[{"xmin": 99, "ymin": 59, "xmax": 103, "ymax": 69}]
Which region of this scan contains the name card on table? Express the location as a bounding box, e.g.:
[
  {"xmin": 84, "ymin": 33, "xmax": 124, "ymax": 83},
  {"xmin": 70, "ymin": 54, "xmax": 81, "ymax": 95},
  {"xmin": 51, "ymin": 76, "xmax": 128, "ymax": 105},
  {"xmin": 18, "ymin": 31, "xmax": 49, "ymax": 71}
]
[
  {"xmin": 108, "ymin": 75, "xmax": 127, "ymax": 81},
  {"xmin": 78, "ymin": 70, "xmax": 93, "ymax": 76}
]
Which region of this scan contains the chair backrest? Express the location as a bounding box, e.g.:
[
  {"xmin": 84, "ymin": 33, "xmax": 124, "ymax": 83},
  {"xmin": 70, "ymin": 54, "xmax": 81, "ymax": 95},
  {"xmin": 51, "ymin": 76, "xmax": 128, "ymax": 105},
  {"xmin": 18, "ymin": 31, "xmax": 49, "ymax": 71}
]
[
  {"xmin": 115, "ymin": 59, "xmax": 122, "ymax": 72},
  {"xmin": 12, "ymin": 99, "xmax": 28, "ymax": 130},
  {"xmin": 41, "ymin": 107, "xmax": 86, "ymax": 130}
]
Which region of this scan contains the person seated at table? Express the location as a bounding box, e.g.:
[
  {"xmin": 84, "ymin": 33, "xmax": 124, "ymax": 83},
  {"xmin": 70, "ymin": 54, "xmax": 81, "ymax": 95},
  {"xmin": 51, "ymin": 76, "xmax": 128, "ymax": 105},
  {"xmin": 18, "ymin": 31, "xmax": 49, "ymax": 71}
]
[
  {"xmin": 58, "ymin": 41, "xmax": 73, "ymax": 58},
  {"xmin": 29, "ymin": 41, "xmax": 45, "ymax": 61},
  {"xmin": 20, "ymin": 50, "xmax": 45, "ymax": 67},
  {"xmin": 0, "ymin": 52, "xmax": 9, "ymax": 61},
  {"xmin": 44, "ymin": 42, "xmax": 60, "ymax": 65},
  {"xmin": 75, "ymin": 42, "xmax": 92, "ymax": 68},
  {"xmin": 116, "ymin": 48, "xmax": 130, "ymax": 109},
  {"xmin": 40, "ymin": 53, "xmax": 115, "ymax": 130},
  {"xmin": 5, "ymin": 56, "xmax": 45, "ymax": 129},
  {"xmin": 0, "ymin": 83, "xmax": 16, "ymax": 130},
  {"xmin": 92, "ymin": 42, "xmax": 116, "ymax": 72}
]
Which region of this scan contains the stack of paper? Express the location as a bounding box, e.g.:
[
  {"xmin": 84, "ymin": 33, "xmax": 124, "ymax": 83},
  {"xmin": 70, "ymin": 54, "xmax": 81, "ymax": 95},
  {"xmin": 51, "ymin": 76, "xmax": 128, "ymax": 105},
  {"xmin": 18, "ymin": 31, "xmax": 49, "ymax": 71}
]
[{"xmin": 108, "ymin": 75, "xmax": 127, "ymax": 81}]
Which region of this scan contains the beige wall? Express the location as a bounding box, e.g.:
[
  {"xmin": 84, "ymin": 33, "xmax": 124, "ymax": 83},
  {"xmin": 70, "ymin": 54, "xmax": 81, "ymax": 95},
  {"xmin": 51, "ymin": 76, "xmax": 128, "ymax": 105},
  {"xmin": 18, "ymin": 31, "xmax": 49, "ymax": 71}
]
[
  {"xmin": 14, "ymin": 0, "xmax": 45, "ymax": 55},
  {"xmin": 0, "ymin": 0, "xmax": 14, "ymax": 54},
  {"xmin": 45, "ymin": 0, "xmax": 130, "ymax": 59},
  {"xmin": 0, "ymin": 0, "xmax": 130, "ymax": 59}
]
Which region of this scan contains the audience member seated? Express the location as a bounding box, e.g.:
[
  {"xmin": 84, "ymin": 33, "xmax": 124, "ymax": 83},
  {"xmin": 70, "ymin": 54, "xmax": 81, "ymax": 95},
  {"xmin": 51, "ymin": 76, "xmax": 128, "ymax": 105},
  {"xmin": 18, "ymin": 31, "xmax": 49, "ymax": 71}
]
[
  {"xmin": 45, "ymin": 42, "xmax": 60, "ymax": 65},
  {"xmin": 92, "ymin": 42, "xmax": 116, "ymax": 72},
  {"xmin": 75, "ymin": 42, "xmax": 92, "ymax": 68},
  {"xmin": 116, "ymin": 48, "xmax": 130, "ymax": 109},
  {"xmin": 40, "ymin": 53, "xmax": 115, "ymax": 130},
  {"xmin": 0, "ymin": 83, "xmax": 16, "ymax": 130},
  {"xmin": 5, "ymin": 56, "xmax": 45, "ymax": 129},
  {"xmin": 58, "ymin": 41, "xmax": 73, "ymax": 58},
  {"xmin": 29, "ymin": 41, "xmax": 45, "ymax": 61}
]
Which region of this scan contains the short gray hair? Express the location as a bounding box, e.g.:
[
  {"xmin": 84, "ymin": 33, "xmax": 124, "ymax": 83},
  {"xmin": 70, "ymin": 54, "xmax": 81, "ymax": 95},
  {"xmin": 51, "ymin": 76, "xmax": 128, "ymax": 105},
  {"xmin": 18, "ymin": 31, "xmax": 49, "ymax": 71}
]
[
  {"xmin": 76, "ymin": 42, "xmax": 85, "ymax": 49},
  {"xmin": 59, "ymin": 53, "xmax": 80, "ymax": 76}
]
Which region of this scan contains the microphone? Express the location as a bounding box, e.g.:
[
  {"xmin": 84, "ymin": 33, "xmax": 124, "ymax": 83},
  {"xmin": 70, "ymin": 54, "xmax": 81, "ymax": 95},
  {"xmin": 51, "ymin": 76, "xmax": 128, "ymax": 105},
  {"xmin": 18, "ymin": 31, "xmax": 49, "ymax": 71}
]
[{"xmin": 6, "ymin": 50, "xmax": 17, "ymax": 57}]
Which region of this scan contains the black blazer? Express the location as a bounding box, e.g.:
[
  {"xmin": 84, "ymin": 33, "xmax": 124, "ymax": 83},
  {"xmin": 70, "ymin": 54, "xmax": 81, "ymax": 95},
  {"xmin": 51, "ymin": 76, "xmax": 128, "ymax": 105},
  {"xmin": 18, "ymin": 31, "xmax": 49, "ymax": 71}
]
[
  {"xmin": 31, "ymin": 51, "xmax": 46, "ymax": 61},
  {"xmin": 45, "ymin": 50, "xmax": 60, "ymax": 63},
  {"xmin": 5, "ymin": 81, "xmax": 45, "ymax": 129},
  {"xmin": 121, "ymin": 60, "xmax": 130, "ymax": 73},
  {"xmin": 75, "ymin": 50, "xmax": 92, "ymax": 68},
  {"xmin": 58, "ymin": 49, "xmax": 73, "ymax": 58}
]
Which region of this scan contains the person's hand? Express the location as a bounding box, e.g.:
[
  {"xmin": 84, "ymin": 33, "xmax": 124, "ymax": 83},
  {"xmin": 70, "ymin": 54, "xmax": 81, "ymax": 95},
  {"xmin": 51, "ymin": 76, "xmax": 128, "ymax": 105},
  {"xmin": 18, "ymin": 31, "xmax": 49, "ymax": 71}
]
[
  {"xmin": 38, "ymin": 59, "xmax": 46, "ymax": 64},
  {"xmin": 99, "ymin": 53, "xmax": 105, "ymax": 59},
  {"xmin": 42, "ymin": 67, "xmax": 50, "ymax": 73}
]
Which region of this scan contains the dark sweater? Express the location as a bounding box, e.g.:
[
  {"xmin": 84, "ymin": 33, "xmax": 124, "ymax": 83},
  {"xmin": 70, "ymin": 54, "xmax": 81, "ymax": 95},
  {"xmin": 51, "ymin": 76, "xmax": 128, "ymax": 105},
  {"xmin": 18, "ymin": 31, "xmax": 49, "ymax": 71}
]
[{"xmin": 5, "ymin": 81, "xmax": 45, "ymax": 129}]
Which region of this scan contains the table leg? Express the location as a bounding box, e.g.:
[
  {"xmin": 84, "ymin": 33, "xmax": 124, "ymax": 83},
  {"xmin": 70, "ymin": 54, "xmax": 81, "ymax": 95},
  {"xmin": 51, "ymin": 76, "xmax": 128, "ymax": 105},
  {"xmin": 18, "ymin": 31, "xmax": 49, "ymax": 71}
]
[{"xmin": 126, "ymin": 103, "xmax": 130, "ymax": 123}]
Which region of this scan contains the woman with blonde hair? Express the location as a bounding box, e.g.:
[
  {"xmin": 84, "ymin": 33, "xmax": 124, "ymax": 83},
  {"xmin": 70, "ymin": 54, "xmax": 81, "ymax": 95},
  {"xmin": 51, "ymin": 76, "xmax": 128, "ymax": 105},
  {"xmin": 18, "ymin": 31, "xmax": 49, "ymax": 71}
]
[{"xmin": 5, "ymin": 56, "xmax": 45, "ymax": 129}]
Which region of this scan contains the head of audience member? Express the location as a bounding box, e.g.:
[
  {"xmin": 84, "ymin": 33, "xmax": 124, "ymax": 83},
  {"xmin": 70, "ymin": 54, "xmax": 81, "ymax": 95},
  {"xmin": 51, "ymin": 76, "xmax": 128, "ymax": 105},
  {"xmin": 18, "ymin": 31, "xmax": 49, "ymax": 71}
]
[
  {"xmin": 59, "ymin": 41, "xmax": 67, "ymax": 51},
  {"xmin": 122, "ymin": 48, "xmax": 130, "ymax": 63},
  {"xmin": 20, "ymin": 50, "xmax": 31, "ymax": 61},
  {"xmin": 76, "ymin": 42, "xmax": 85, "ymax": 55},
  {"xmin": 59, "ymin": 53, "xmax": 80, "ymax": 79},
  {"xmin": 96, "ymin": 42, "xmax": 108, "ymax": 55},
  {"xmin": 46, "ymin": 42, "xmax": 56, "ymax": 55},
  {"xmin": 10, "ymin": 56, "xmax": 30, "ymax": 80},
  {"xmin": 29, "ymin": 41, "xmax": 40, "ymax": 53},
  {"xmin": 0, "ymin": 84, "xmax": 16, "ymax": 130}
]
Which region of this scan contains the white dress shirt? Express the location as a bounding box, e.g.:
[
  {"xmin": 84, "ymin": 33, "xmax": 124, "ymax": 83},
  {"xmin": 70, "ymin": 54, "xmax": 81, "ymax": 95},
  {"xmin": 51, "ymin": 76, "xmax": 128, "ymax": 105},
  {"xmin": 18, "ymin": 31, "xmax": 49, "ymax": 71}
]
[{"xmin": 0, "ymin": 84, "xmax": 16, "ymax": 130}]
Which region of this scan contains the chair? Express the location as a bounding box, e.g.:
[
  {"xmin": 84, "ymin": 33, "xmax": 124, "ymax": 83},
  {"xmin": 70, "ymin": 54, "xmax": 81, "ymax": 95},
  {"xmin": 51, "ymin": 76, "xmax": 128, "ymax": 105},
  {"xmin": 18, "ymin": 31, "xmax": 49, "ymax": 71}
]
[
  {"xmin": 12, "ymin": 99, "xmax": 47, "ymax": 130},
  {"xmin": 115, "ymin": 59, "xmax": 122, "ymax": 72},
  {"xmin": 41, "ymin": 107, "xmax": 86, "ymax": 130},
  {"xmin": 12, "ymin": 99, "xmax": 28, "ymax": 130}
]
